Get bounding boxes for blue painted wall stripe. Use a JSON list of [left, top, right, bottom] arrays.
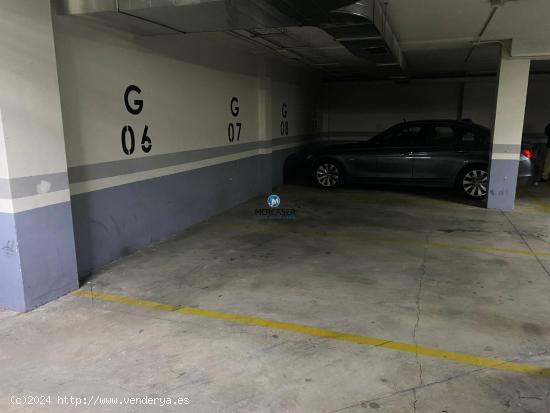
[[0, 202, 78, 311], [487, 159, 520, 211], [0, 212, 25, 311], [71, 153, 277, 277]]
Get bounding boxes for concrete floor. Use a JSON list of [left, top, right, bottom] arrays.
[[1, 183, 550, 412]]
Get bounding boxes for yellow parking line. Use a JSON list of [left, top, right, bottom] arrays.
[[74, 290, 550, 377], [312, 231, 550, 257], [226, 222, 550, 258]]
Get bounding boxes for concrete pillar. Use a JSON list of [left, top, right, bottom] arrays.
[[0, 1, 78, 311], [257, 72, 274, 191], [487, 47, 531, 210]]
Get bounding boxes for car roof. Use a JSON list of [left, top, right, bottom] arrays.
[[401, 119, 486, 129]]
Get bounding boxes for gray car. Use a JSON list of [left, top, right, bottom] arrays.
[[306, 120, 538, 198]]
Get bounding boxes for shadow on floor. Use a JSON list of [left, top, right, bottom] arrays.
[[283, 155, 486, 209]]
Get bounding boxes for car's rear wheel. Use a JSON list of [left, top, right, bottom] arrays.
[[314, 160, 342, 188], [459, 167, 488, 199]]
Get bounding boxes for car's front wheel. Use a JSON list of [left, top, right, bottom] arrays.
[[459, 166, 488, 199], [314, 160, 343, 188]]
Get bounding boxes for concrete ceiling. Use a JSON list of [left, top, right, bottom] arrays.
[[386, 0, 550, 77], [235, 0, 550, 80], [55, 0, 550, 80]]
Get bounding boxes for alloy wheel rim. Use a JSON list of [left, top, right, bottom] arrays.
[[463, 170, 488, 198], [316, 163, 340, 187]]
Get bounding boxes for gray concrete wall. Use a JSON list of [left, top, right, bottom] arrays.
[[321, 81, 463, 139], [321, 76, 550, 139]]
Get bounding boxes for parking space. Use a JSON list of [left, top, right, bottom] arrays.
[[2, 184, 549, 412]]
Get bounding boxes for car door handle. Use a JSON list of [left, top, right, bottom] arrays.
[[401, 151, 414, 156]]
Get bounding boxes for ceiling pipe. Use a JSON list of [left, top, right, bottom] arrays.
[[113, 0, 187, 34], [464, 0, 526, 63], [464, 4, 500, 63]]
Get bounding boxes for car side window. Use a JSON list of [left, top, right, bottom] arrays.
[[461, 131, 476, 144], [379, 126, 420, 147], [421, 126, 458, 147], [458, 127, 488, 147]]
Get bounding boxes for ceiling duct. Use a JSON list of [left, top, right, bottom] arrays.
[[322, 1, 406, 74], [54, 0, 406, 78]]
